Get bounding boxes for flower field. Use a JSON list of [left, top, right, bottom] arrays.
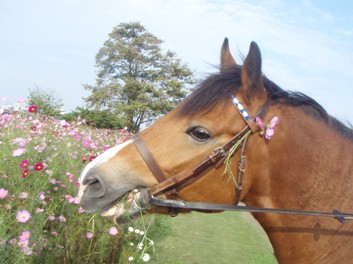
[[0, 102, 154, 263]]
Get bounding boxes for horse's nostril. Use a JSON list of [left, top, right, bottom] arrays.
[[83, 172, 106, 198]]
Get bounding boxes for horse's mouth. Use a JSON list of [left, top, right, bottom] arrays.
[[101, 188, 151, 224]]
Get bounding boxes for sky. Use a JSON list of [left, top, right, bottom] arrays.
[[1, 0, 353, 122]]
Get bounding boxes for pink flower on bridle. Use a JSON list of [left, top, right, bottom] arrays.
[[255, 116, 279, 140]]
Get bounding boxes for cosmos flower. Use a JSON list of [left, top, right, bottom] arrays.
[[0, 188, 8, 199], [108, 227, 118, 236], [86, 232, 93, 239], [22, 170, 29, 178], [19, 231, 31, 241], [58, 215, 66, 222], [12, 148, 26, 157], [19, 192, 28, 199], [142, 253, 150, 262], [19, 159, 29, 169], [34, 163, 44, 171], [28, 105, 37, 113], [16, 210, 32, 223]]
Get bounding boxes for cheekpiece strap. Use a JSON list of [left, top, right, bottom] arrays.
[[230, 95, 258, 133]]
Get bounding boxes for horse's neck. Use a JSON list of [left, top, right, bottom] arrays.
[[246, 107, 353, 263]]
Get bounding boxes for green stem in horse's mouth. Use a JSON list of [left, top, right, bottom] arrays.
[[222, 130, 251, 186]]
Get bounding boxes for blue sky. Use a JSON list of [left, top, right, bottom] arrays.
[[1, 0, 353, 122]]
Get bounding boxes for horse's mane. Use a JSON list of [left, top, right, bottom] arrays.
[[179, 65, 353, 141]]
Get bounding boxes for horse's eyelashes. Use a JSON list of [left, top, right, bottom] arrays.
[[187, 127, 211, 143]]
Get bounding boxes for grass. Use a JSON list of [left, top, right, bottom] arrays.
[[149, 211, 277, 264]]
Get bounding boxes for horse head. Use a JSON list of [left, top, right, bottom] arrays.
[[77, 38, 271, 221]]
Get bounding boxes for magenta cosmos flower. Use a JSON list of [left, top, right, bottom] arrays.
[[16, 210, 32, 223], [19, 159, 29, 169], [34, 163, 44, 171], [28, 105, 37, 113], [0, 188, 8, 199]]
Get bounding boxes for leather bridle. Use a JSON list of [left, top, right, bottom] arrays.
[[132, 96, 353, 222], [132, 95, 265, 205]]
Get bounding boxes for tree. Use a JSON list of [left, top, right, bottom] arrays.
[[63, 107, 125, 129], [83, 22, 195, 131], [27, 85, 64, 117]]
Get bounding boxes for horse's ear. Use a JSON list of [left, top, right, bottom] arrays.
[[241, 41, 263, 103], [220, 38, 236, 72]]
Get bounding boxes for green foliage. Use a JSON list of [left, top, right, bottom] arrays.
[[0, 109, 155, 263], [27, 86, 64, 117], [84, 22, 196, 131], [63, 106, 125, 129]]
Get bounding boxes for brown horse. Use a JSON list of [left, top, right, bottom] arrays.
[[78, 38, 353, 263]]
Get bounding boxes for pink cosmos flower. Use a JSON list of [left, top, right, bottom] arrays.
[[48, 215, 55, 221], [73, 197, 79, 204], [12, 148, 26, 157], [59, 120, 67, 127], [82, 136, 92, 148], [18, 239, 29, 248], [108, 227, 118, 236], [74, 133, 81, 141], [13, 138, 27, 148], [51, 231, 59, 237], [0, 188, 8, 199], [264, 117, 279, 140], [9, 239, 17, 245], [38, 192, 45, 200], [19, 192, 28, 199], [65, 195, 74, 203], [16, 210, 32, 223], [22, 247, 33, 256], [34, 144, 46, 153], [255, 117, 265, 130], [86, 232, 93, 239], [35, 208, 44, 213], [19, 231, 31, 241], [58, 215, 66, 222]]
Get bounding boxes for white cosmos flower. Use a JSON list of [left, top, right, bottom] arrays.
[[142, 253, 150, 262]]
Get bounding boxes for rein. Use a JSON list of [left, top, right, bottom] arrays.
[[132, 95, 353, 223]]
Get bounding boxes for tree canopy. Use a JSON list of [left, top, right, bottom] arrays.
[[83, 22, 195, 131], [27, 85, 64, 117]]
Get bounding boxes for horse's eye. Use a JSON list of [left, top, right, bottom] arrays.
[[187, 127, 211, 142]]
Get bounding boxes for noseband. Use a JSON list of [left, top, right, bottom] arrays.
[[132, 96, 353, 222]]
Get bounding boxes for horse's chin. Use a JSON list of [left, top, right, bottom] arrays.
[[101, 188, 151, 224]]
